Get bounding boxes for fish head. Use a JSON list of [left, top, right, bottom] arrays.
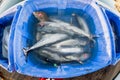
[[33, 11, 48, 22], [79, 53, 90, 61]]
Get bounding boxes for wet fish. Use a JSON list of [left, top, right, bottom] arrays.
[[44, 46, 85, 55], [38, 49, 90, 64], [53, 38, 89, 48], [34, 41, 91, 64], [37, 19, 93, 41], [36, 32, 41, 41], [71, 13, 90, 34], [2, 26, 10, 58], [38, 50, 67, 62], [33, 12, 94, 42], [33, 11, 51, 41], [23, 33, 69, 56], [65, 53, 90, 62], [31, 11, 93, 65], [33, 11, 93, 39]]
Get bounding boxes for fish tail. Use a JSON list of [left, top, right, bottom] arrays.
[[91, 38, 96, 44], [88, 35, 96, 45], [22, 48, 29, 56]]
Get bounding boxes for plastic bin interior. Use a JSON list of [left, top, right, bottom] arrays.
[[13, 0, 113, 78], [102, 8, 120, 64]]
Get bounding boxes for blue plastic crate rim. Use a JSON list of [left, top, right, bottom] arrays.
[[8, 6, 23, 71], [96, 0, 120, 64], [101, 8, 120, 64], [12, 0, 116, 78]]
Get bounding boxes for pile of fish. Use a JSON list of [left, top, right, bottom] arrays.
[[23, 12, 95, 65]]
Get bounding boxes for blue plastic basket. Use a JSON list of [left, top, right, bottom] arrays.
[[12, 0, 116, 78]]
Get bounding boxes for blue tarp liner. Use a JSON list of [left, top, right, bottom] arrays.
[[12, 0, 116, 78]]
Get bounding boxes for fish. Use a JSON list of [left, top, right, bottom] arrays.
[[65, 53, 90, 62], [52, 19, 90, 37], [52, 38, 89, 48], [71, 13, 90, 34], [33, 11, 52, 41], [37, 49, 91, 64], [23, 33, 69, 56], [32, 41, 91, 65], [33, 12, 93, 39], [36, 32, 41, 41], [37, 50, 67, 62], [31, 11, 94, 65], [37, 19, 93, 41], [43, 46, 85, 55], [2, 26, 10, 58], [33, 11, 95, 42]]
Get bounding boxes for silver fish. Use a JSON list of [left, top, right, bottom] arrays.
[[71, 13, 90, 34], [2, 26, 10, 58], [53, 38, 89, 48], [23, 33, 69, 56], [44, 46, 85, 55], [38, 19, 93, 40], [36, 32, 41, 41], [65, 53, 90, 62], [38, 50, 67, 62], [51, 18, 89, 35], [38, 49, 90, 64]]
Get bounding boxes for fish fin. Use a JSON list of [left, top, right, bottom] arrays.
[[70, 13, 76, 25], [88, 37, 96, 48], [22, 48, 29, 62], [92, 34, 100, 38], [87, 35, 96, 47], [77, 60, 83, 64], [91, 39, 96, 46], [22, 48, 29, 56]]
